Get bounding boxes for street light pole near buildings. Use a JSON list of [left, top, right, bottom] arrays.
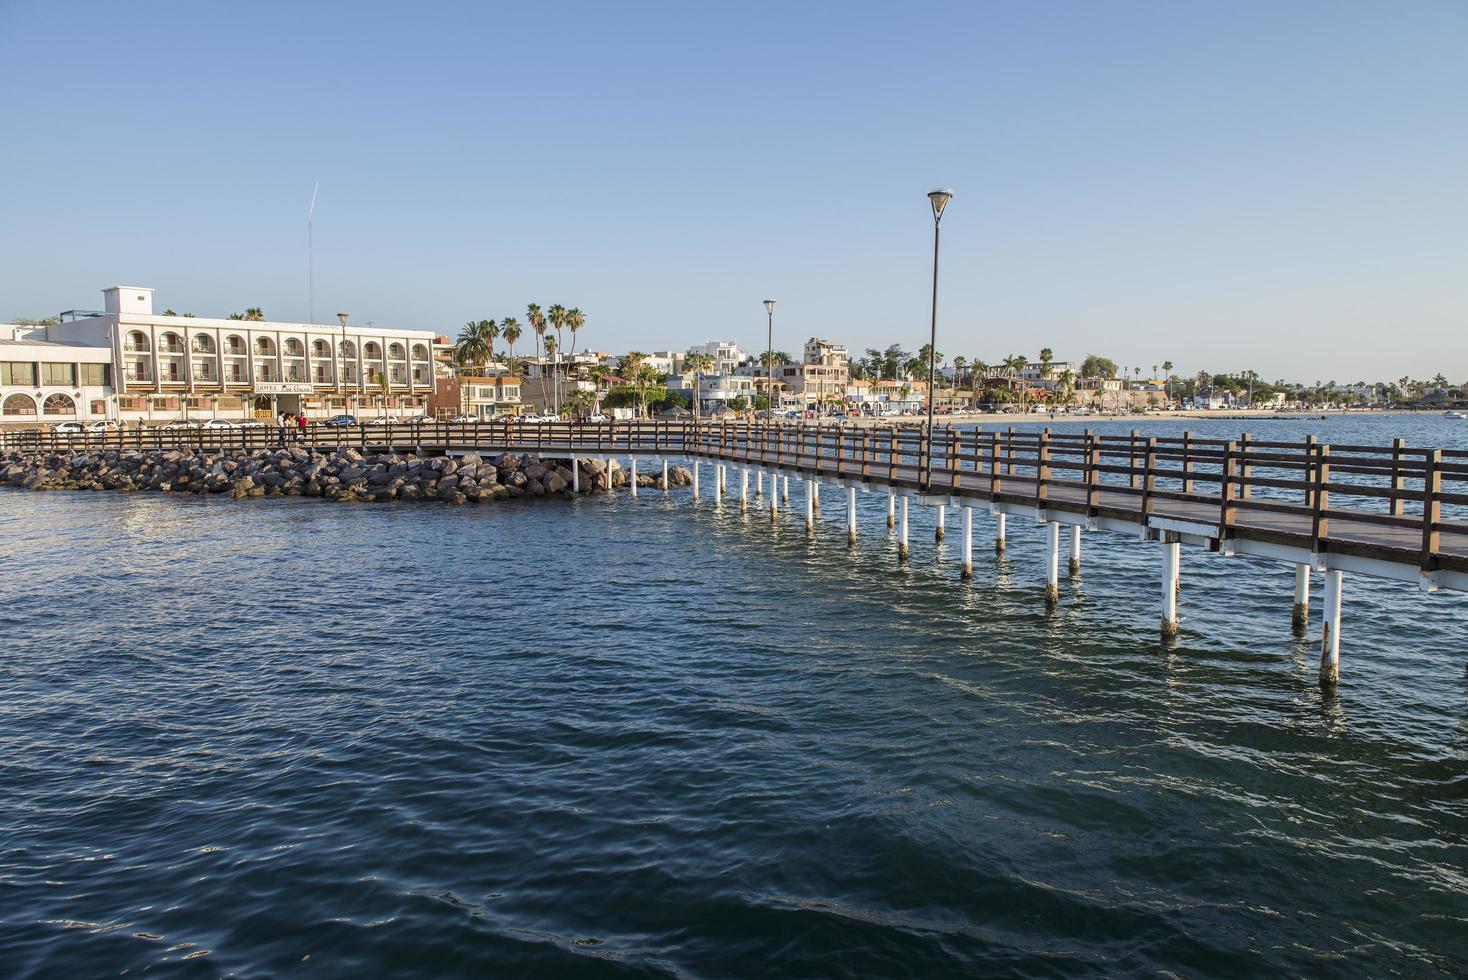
[[337, 312, 349, 416], [923, 188, 953, 489], [763, 299, 776, 416]]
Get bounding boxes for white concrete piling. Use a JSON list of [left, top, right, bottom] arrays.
[[756, 470, 764, 497], [847, 486, 858, 546], [961, 506, 973, 580], [740, 468, 749, 511], [805, 479, 815, 535], [1045, 522, 1061, 608], [1292, 564, 1310, 632], [995, 511, 1007, 553], [1161, 538, 1181, 639], [935, 504, 946, 542], [661, 458, 669, 491], [1069, 525, 1082, 576], [898, 495, 910, 562], [770, 472, 778, 523], [887, 489, 895, 529], [1321, 569, 1342, 685], [692, 460, 699, 500], [630, 457, 638, 497], [572, 459, 580, 493], [783, 475, 790, 503]]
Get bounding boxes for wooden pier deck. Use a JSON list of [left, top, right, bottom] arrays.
[[6, 419, 1465, 680]]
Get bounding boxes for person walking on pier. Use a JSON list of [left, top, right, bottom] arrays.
[[296, 413, 308, 440]]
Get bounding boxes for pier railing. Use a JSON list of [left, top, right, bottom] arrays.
[[4, 420, 1464, 572]]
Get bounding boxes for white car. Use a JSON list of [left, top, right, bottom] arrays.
[[446, 414, 479, 424], [585, 413, 609, 423], [161, 419, 201, 430], [53, 421, 111, 433], [237, 419, 266, 429], [366, 416, 400, 426], [200, 419, 238, 429]]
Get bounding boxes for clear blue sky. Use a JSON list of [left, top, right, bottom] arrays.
[[2, 0, 1464, 383]]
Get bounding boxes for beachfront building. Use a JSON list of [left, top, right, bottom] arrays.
[[686, 341, 743, 375], [0, 331, 116, 425], [666, 372, 759, 414], [13, 286, 442, 424]]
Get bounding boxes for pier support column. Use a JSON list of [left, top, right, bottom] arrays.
[[846, 486, 858, 546], [661, 458, 669, 491], [812, 480, 820, 510], [805, 480, 815, 535], [1161, 538, 1180, 639], [898, 496, 910, 563], [1069, 525, 1082, 576], [692, 460, 699, 500], [1320, 569, 1342, 686], [961, 506, 973, 580], [995, 512, 1007, 553], [1045, 522, 1061, 608], [770, 472, 778, 523], [887, 489, 895, 528], [756, 470, 764, 497], [718, 464, 726, 497], [935, 504, 946, 542], [1292, 564, 1310, 633], [783, 475, 790, 503], [741, 468, 749, 511], [572, 459, 580, 494], [630, 457, 638, 497]]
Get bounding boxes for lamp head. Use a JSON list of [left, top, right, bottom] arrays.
[[927, 188, 954, 220], [337, 313, 349, 328], [762, 299, 776, 315]]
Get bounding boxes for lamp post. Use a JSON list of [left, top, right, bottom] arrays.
[[763, 299, 776, 419], [337, 313, 348, 417], [923, 189, 953, 488]]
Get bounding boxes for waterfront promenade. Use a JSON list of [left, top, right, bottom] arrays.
[[7, 419, 1465, 686]]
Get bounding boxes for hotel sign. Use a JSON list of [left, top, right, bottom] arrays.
[[254, 382, 314, 395]]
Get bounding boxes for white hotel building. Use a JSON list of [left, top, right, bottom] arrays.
[[2, 285, 441, 425]]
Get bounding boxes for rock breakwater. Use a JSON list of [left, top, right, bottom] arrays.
[[1, 447, 693, 504]]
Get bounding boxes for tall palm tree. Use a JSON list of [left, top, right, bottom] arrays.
[[1038, 347, 1054, 378], [1162, 360, 1174, 400], [482, 318, 501, 362], [952, 355, 967, 388], [527, 303, 547, 364], [685, 352, 715, 420], [566, 307, 585, 360], [501, 317, 522, 361], [454, 320, 493, 371], [546, 304, 568, 412]]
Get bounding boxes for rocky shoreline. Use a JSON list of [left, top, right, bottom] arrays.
[[0, 447, 692, 504]]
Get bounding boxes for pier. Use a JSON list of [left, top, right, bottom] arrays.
[[7, 420, 1466, 684]]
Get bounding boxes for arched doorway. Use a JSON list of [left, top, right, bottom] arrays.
[[43, 393, 77, 416], [3, 393, 37, 416]]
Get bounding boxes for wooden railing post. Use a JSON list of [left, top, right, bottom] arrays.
[[1141, 436, 1158, 520], [1219, 440, 1238, 536], [1238, 432, 1252, 500], [1310, 443, 1331, 551], [1036, 428, 1051, 507], [861, 428, 871, 478], [1085, 429, 1101, 517], [1389, 438, 1407, 516], [888, 426, 898, 483], [1304, 434, 1318, 508], [1129, 428, 1140, 490], [990, 431, 1002, 498], [948, 426, 959, 488], [1181, 430, 1194, 495], [1422, 449, 1441, 570]]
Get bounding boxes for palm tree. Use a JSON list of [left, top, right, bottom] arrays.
[[454, 320, 493, 371], [1162, 360, 1174, 401], [952, 355, 968, 388], [1038, 347, 1054, 378], [375, 369, 391, 420], [501, 317, 522, 361], [566, 307, 585, 361], [1057, 368, 1076, 408], [483, 318, 500, 362], [546, 305, 568, 412], [527, 303, 547, 364]]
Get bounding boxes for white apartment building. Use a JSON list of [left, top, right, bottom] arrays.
[[687, 341, 744, 375], [0, 334, 116, 424], [7, 285, 441, 424]]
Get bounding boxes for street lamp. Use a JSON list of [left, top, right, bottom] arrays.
[[763, 299, 776, 419], [336, 313, 349, 414], [923, 188, 952, 488]]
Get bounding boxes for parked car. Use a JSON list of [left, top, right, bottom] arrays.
[[200, 418, 238, 429], [322, 415, 359, 427], [585, 412, 610, 423], [53, 421, 110, 433], [237, 419, 266, 428], [399, 415, 432, 425], [446, 414, 479, 424], [161, 419, 201, 430], [366, 416, 400, 425]]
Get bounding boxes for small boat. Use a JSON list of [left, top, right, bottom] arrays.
[[1444, 411, 1467, 420]]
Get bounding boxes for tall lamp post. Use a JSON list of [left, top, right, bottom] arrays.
[[337, 313, 349, 417], [763, 299, 776, 419], [923, 189, 953, 488]]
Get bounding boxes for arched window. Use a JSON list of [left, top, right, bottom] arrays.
[[411, 343, 429, 360], [339, 340, 357, 358], [43, 393, 76, 415], [2, 393, 36, 416], [254, 337, 276, 356], [158, 331, 183, 352], [126, 330, 148, 351], [193, 333, 215, 354], [284, 338, 303, 356], [388, 342, 406, 360], [224, 334, 246, 355], [364, 342, 382, 360], [311, 339, 330, 358]]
